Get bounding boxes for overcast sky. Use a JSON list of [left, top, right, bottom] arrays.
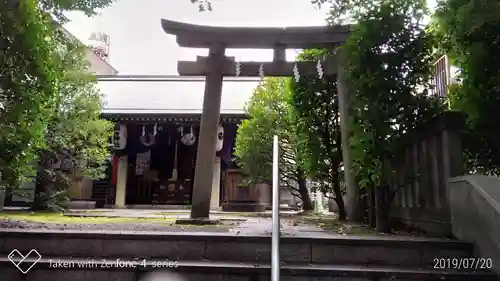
[[64, 0, 438, 112], [64, 0, 333, 74]]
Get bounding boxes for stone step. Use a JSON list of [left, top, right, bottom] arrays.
[[0, 229, 474, 268], [0, 258, 497, 281]]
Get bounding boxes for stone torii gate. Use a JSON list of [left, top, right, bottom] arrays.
[[160, 19, 360, 220]]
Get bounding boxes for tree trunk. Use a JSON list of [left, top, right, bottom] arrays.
[[3, 186, 13, 207], [32, 157, 50, 211], [333, 189, 347, 221], [332, 172, 347, 221], [32, 169, 48, 210], [368, 187, 376, 229], [359, 187, 369, 223], [375, 185, 390, 233], [297, 168, 313, 211]]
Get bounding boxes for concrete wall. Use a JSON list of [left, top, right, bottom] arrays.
[[279, 186, 296, 206], [448, 175, 500, 275], [67, 178, 93, 200], [61, 27, 118, 76], [84, 48, 117, 75]]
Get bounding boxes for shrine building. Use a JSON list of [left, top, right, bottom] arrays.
[[60, 18, 350, 211], [90, 77, 274, 209]]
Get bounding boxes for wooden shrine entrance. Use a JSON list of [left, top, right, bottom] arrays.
[[160, 19, 359, 219]]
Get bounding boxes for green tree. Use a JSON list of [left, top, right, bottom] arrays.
[[0, 0, 61, 188], [313, 0, 445, 230], [40, 0, 115, 23], [234, 78, 313, 211], [432, 0, 500, 175], [289, 49, 347, 220], [32, 37, 113, 210], [0, 0, 115, 207]]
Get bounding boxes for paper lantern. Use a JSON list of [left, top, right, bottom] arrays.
[[216, 125, 224, 152], [113, 124, 127, 150]]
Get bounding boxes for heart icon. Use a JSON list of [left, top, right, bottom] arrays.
[[8, 249, 42, 274]]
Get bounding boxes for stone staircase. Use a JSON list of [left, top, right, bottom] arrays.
[[0, 229, 497, 281]]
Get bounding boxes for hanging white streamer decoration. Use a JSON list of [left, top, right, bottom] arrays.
[[181, 126, 196, 146], [316, 60, 324, 79], [293, 63, 300, 82], [235, 61, 241, 77], [153, 123, 158, 135], [259, 63, 264, 81], [140, 124, 156, 147]]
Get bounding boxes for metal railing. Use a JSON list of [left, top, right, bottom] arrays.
[[271, 135, 280, 281]]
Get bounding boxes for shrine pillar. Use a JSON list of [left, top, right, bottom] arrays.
[[115, 155, 128, 208], [190, 44, 225, 218], [210, 156, 221, 209], [336, 52, 362, 221]]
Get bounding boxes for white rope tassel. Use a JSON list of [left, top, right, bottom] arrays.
[[153, 123, 158, 135], [293, 63, 300, 82], [316, 60, 324, 79], [259, 63, 264, 81], [235, 61, 241, 77]]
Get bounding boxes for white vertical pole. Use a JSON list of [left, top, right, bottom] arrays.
[[271, 135, 280, 281]]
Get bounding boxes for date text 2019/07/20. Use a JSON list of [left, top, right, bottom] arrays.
[[433, 257, 493, 270]]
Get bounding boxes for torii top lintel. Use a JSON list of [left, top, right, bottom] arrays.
[[161, 19, 351, 49]]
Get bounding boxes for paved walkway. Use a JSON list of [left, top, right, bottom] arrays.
[[64, 208, 337, 237], [235, 217, 335, 237]]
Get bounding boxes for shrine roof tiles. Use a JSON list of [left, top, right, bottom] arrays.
[[98, 78, 254, 116]]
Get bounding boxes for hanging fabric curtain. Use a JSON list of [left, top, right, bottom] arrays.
[[135, 151, 151, 175]]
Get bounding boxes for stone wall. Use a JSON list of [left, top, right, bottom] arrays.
[[448, 175, 500, 275], [0, 230, 472, 266], [387, 112, 466, 236]]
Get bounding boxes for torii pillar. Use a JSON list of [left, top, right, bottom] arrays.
[[190, 44, 225, 218], [161, 19, 361, 220]]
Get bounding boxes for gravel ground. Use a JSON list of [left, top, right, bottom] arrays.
[[0, 218, 231, 232]]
